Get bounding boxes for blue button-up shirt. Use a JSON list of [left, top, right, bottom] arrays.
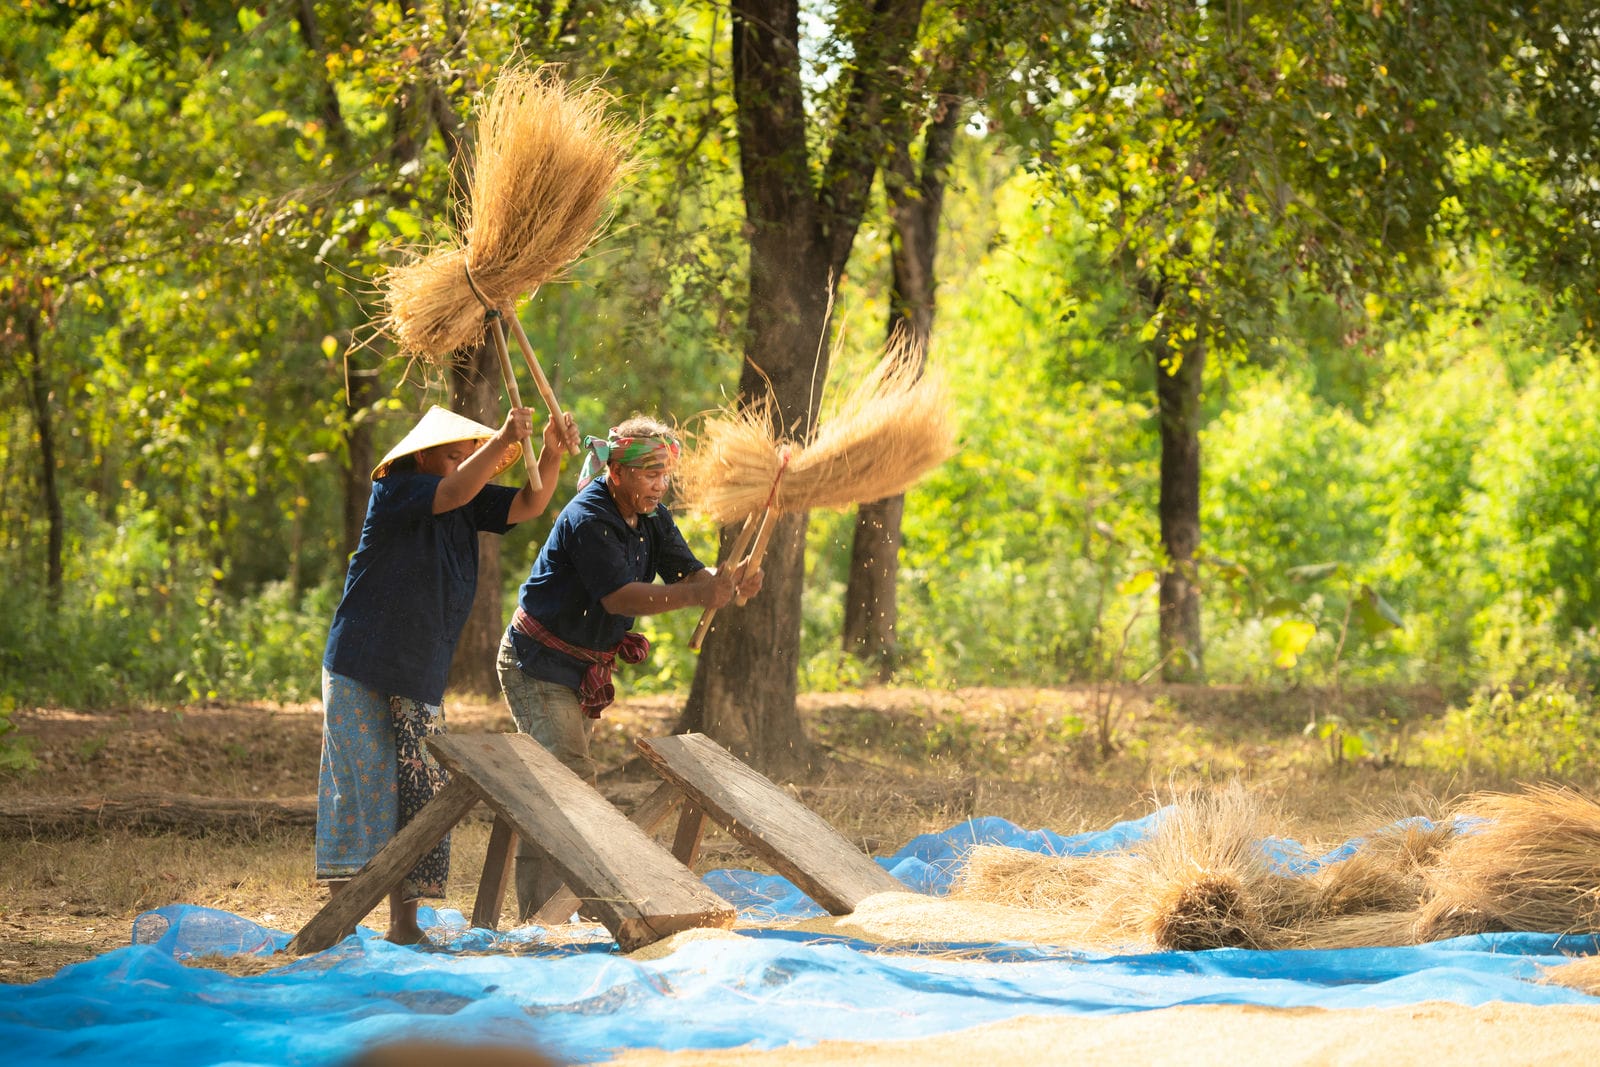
[[324, 472, 518, 704], [508, 477, 704, 690]]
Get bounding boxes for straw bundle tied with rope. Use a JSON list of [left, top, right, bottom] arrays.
[[675, 330, 955, 648], [952, 782, 1302, 951], [383, 65, 636, 359], [1098, 781, 1294, 951], [675, 336, 955, 524]]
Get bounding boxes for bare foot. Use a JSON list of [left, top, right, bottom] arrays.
[[383, 924, 428, 946], [385, 892, 427, 945]]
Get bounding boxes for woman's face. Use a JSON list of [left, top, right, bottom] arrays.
[[415, 440, 478, 478], [607, 462, 672, 522]]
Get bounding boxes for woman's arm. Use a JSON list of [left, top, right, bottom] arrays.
[[507, 413, 576, 523], [432, 407, 534, 514]]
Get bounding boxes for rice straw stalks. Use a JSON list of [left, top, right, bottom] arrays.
[[676, 338, 956, 524], [1303, 816, 1456, 917], [687, 449, 788, 651], [1062, 782, 1295, 951], [675, 334, 954, 647], [1412, 784, 1600, 943], [1273, 816, 1459, 949], [1543, 954, 1600, 996], [952, 845, 1120, 913], [381, 64, 636, 454]]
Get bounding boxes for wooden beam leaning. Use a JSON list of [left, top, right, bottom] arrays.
[[635, 733, 905, 914], [429, 733, 733, 952], [287, 774, 481, 954], [472, 814, 520, 930], [672, 803, 706, 868]]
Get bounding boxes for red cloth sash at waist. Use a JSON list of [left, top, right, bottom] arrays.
[[512, 606, 650, 718]]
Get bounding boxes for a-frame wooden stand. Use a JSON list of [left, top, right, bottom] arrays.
[[288, 731, 905, 956], [288, 732, 730, 954]]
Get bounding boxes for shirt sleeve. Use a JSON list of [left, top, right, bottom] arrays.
[[467, 483, 521, 534], [369, 473, 441, 522], [652, 510, 705, 583]]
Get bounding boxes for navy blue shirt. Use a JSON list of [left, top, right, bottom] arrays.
[[324, 472, 519, 705], [508, 477, 704, 690]]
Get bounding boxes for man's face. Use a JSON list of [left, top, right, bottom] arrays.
[[608, 462, 672, 519]]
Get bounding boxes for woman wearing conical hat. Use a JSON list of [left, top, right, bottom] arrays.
[[316, 403, 574, 945]]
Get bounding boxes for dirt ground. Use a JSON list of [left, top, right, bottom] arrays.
[[6, 684, 1599, 1065], [0, 683, 1467, 982]]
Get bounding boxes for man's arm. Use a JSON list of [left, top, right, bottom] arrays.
[[601, 566, 738, 617]]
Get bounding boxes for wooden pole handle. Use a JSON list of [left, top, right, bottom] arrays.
[[732, 450, 789, 607], [487, 316, 542, 492], [506, 312, 581, 456], [688, 511, 762, 652], [733, 508, 778, 608]]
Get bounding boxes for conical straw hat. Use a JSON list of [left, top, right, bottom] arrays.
[[372, 405, 521, 480]]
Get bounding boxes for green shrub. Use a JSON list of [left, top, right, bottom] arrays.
[[1462, 351, 1600, 636], [1415, 681, 1600, 780]]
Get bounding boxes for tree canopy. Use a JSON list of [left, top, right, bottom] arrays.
[[5, 1, 1600, 770]]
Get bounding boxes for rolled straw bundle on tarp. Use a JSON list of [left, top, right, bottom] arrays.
[[1302, 811, 1454, 914], [383, 65, 636, 360], [1274, 815, 1459, 949], [675, 340, 955, 524], [1412, 784, 1600, 942], [1108, 783, 1290, 951]]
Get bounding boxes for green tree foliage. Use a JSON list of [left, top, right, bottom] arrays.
[[1463, 350, 1600, 642], [5, 0, 1600, 795], [1202, 373, 1377, 585]]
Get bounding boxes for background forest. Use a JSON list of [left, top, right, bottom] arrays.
[[3, 1, 1599, 778]]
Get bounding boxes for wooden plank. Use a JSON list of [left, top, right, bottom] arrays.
[[635, 733, 905, 914], [529, 782, 687, 925], [672, 803, 706, 868], [287, 775, 481, 954], [471, 814, 518, 930], [428, 733, 733, 952]]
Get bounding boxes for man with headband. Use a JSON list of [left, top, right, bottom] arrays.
[[496, 414, 763, 921]]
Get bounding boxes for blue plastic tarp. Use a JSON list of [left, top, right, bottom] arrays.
[[3, 812, 1596, 1067]]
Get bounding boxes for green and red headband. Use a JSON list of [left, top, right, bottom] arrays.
[[577, 430, 681, 490]]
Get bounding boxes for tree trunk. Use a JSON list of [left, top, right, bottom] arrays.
[[680, 0, 923, 772], [841, 90, 961, 678], [340, 366, 378, 562], [448, 340, 507, 699], [1155, 335, 1205, 682], [21, 309, 63, 608]]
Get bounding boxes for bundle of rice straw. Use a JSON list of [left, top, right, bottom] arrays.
[[382, 65, 636, 360], [674, 332, 956, 525], [995, 782, 1298, 952], [951, 845, 1118, 913], [1544, 954, 1600, 996], [1412, 784, 1600, 943], [1274, 814, 1459, 949]]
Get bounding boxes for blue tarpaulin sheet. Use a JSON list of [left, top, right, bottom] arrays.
[[4, 812, 1597, 1066]]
